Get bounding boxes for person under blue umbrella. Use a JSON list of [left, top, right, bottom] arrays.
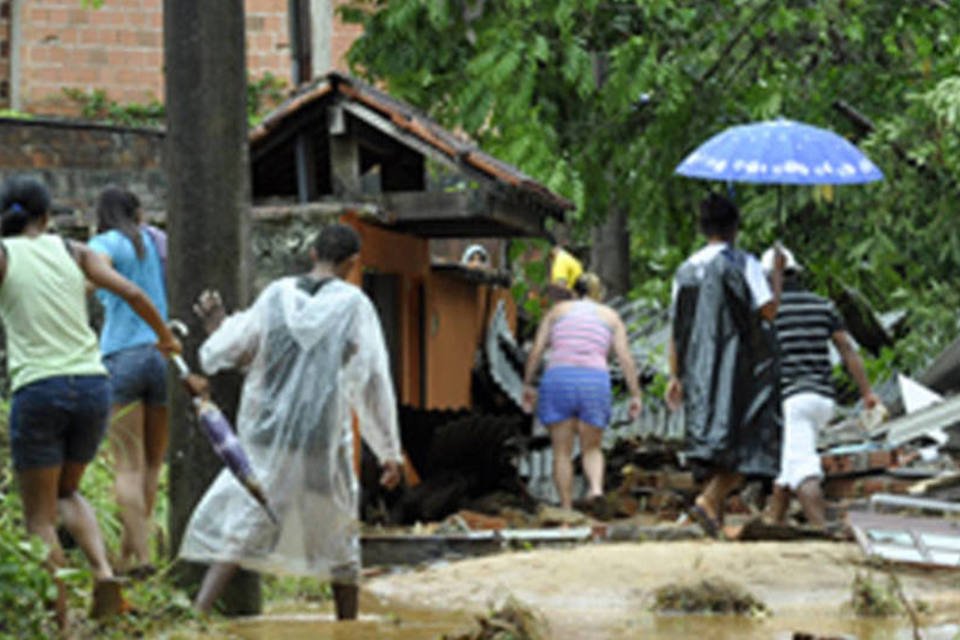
[[666, 193, 784, 538]]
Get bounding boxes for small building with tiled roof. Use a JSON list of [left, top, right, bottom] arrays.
[[250, 71, 572, 237], [249, 72, 573, 412]]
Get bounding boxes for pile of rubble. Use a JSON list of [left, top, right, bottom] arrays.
[[361, 293, 960, 567]]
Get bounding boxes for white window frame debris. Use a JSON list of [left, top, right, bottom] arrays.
[[848, 494, 960, 568]]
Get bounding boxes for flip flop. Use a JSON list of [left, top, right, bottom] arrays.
[[688, 504, 722, 539], [122, 564, 157, 581]]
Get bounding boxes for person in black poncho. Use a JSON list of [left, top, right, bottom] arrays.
[[665, 193, 784, 537]]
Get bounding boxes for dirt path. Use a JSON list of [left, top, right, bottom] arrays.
[[365, 541, 960, 639]]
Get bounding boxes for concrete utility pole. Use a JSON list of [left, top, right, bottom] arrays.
[[163, 1, 260, 614]]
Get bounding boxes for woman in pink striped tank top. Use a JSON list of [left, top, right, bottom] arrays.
[[522, 273, 643, 511]]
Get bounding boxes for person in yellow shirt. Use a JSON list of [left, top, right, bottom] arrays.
[[548, 245, 583, 301]]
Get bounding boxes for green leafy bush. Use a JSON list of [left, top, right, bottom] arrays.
[[61, 72, 289, 129], [0, 402, 62, 638]]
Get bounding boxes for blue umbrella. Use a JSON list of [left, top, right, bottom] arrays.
[[675, 118, 883, 227], [675, 118, 883, 185]]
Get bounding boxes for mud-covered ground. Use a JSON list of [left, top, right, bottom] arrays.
[[221, 540, 960, 639], [361, 541, 960, 639]]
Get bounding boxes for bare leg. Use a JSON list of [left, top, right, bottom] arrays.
[[195, 562, 239, 614], [795, 477, 827, 528], [696, 471, 742, 522], [142, 404, 169, 518], [108, 403, 151, 569], [769, 484, 791, 524], [577, 421, 605, 499], [58, 462, 113, 580], [548, 420, 577, 510], [18, 465, 69, 629], [332, 582, 358, 620]]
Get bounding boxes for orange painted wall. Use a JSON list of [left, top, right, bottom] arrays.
[[343, 215, 429, 407], [424, 274, 517, 410], [424, 273, 476, 409], [342, 215, 517, 412]]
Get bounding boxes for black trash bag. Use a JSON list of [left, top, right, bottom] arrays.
[[673, 247, 781, 479]]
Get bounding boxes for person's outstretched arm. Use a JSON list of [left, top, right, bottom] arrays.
[[832, 329, 880, 408], [522, 306, 559, 413], [609, 310, 643, 420], [665, 335, 683, 412], [74, 242, 180, 356], [343, 295, 403, 490], [759, 248, 785, 322]]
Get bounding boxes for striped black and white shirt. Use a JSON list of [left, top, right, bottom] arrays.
[[773, 281, 844, 399]]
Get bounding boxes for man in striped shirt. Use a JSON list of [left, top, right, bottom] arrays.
[[761, 247, 880, 528]]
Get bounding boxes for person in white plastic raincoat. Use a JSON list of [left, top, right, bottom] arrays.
[[178, 223, 403, 619]]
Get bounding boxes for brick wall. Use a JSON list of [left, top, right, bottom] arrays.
[[18, 0, 165, 115], [0, 117, 165, 219], [331, 0, 362, 72], [15, 1, 360, 117], [0, 1, 11, 108]]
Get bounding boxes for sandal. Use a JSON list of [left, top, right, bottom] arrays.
[[688, 504, 722, 539], [122, 564, 157, 581]]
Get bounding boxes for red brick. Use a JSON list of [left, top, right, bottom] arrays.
[[67, 8, 90, 25], [77, 28, 99, 45], [135, 30, 160, 48], [88, 9, 125, 27]]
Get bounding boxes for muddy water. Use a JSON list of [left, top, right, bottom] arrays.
[[222, 541, 960, 639], [224, 601, 960, 640]]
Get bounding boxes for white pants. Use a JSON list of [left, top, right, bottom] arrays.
[[775, 392, 835, 490]]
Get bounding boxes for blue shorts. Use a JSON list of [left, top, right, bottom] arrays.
[[9, 375, 111, 471], [104, 343, 168, 406], [536, 366, 612, 429]]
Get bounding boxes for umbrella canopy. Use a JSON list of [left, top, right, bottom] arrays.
[[675, 118, 883, 185]]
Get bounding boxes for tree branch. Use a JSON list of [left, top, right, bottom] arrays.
[[834, 99, 960, 195], [699, 0, 777, 84]]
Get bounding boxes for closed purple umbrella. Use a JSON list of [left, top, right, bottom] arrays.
[[171, 354, 278, 524]]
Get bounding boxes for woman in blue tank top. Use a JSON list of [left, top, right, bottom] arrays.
[[88, 186, 169, 578]]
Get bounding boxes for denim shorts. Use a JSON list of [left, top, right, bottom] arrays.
[[536, 366, 612, 429], [104, 343, 168, 406], [9, 375, 111, 471]]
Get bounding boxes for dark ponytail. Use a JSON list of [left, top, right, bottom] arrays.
[[96, 186, 145, 258], [0, 176, 51, 237]]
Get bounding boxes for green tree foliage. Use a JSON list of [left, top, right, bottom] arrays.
[[344, 0, 960, 373]]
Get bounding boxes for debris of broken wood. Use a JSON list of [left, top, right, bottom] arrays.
[[651, 578, 768, 616], [442, 596, 549, 640]]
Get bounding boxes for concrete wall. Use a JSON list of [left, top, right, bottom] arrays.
[[11, 0, 361, 115]]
